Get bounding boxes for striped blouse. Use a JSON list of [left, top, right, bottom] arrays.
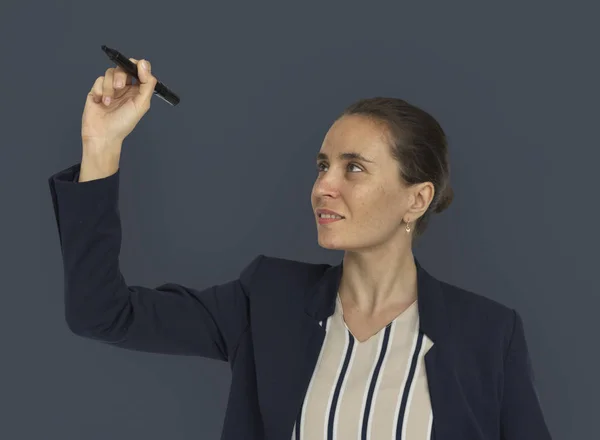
[[292, 292, 435, 440]]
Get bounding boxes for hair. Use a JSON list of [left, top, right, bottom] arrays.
[[339, 97, 454, 239]]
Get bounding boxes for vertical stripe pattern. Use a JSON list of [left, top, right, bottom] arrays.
[[327, 329, 355, 439], [292, 293, 434, 439], [361, 323, 392, 439]]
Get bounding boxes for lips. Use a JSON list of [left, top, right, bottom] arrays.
[[316, 209, 345, 218], [317, 215, 344, 224]]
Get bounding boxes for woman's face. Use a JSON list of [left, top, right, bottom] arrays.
[[311, 114, 415, 251]]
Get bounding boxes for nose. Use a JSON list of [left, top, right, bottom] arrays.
[[313, 181, 337, 199], [313, 170, 341, 196]]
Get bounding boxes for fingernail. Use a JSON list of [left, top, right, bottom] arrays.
[[115, 80, 123, 88], [104, 96, 111, 105], [141, 61, 147, 70]]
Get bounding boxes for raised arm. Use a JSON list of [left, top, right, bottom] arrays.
[[48, 163, 262, 361]]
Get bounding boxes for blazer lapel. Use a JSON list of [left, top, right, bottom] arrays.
[[261, 262, 342, 438], [415, 258, 484, 439], [256, 263, 335, 439]]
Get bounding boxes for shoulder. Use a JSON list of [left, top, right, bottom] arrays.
[[440, 279, 515, 321], [437, 279, 521, 355], [236, 254, 331, 314], [238, 253, 328, 288]]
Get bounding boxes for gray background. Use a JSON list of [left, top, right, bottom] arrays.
[[1, 0, 597, 439]]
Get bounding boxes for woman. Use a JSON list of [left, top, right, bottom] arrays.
[[48, 58, 552, 439]]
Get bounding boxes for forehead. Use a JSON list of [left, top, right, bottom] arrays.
[[319, 115, 390, 160]]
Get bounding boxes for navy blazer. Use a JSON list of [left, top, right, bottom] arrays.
[[48, 163, 552, 440]]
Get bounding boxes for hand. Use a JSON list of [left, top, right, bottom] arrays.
[[81, 58, 158, 151]]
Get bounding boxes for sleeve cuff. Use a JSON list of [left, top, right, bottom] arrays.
[[47, 162, 121, 249]]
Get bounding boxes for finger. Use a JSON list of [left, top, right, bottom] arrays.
[[113, 66, 133, 89], [114, 58, 139, 89], [102, 67, 115, 106], [88, 76, 104, 104], [132, 59, 158, 110]]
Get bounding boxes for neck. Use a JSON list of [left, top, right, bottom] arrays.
[[338, 248, 418, 316]]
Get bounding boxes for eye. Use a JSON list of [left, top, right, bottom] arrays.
[[316, 162, 363, 173]]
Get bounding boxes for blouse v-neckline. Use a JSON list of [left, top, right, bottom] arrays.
[[335, 291, 419, 345]]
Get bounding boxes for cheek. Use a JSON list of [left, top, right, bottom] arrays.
[[352, 189, 391, 217], [357, 189, 403, 223]]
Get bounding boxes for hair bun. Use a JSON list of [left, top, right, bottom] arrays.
[[434, 186, 454, 213]]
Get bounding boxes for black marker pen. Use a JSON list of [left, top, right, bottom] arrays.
[[101, 45, 180, 106]]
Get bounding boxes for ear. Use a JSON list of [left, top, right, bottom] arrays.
[[407, 182, 435, 218]]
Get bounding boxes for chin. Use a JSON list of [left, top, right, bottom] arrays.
[[317, 230, 392, 252], [317, 236, 344, 250], [319, 243, 344, 250], [317, 234, 360, 251]]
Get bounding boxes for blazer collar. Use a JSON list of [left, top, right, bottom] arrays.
[[303, 255, 449, 344]]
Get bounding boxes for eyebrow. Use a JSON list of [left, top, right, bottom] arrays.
[[316, 152, 375, 163]]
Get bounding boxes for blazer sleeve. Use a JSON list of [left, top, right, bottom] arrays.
[[48, 162, 263, 361], [500, 309, 553, 439]]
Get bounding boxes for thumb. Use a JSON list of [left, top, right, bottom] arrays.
[[133, 59, 156, 109]]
